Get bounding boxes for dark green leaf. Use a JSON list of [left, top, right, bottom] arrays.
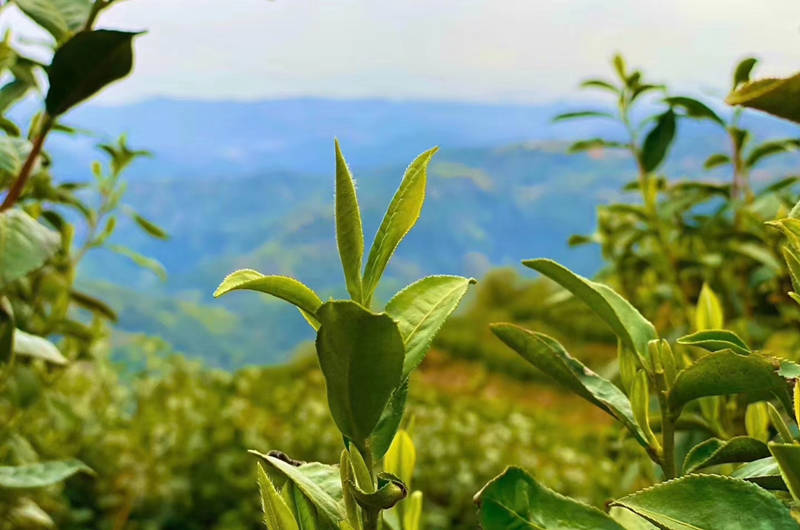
[[703, 153, 731, 170], [46, 30, 140, 116], [0, 459, 92, 488], [641, 109, 676, 172], [132, 213, 169, 240], [733, 58, 758, 90], [0, 210, 60, 288], [665, 96, 724, 125], [14, 0, 92, 42], [683, 437, 770, 474], [727, 73, 800, 124], [769, 443, 800, 502], [677, 329, 750, 356], [369, 381, 408, 459], [69, 290, 118, 321], [553, 111, 615, 122], [334, 139, 365, 302], [315, 301, 404, 448], [475, 466, 625, 530]]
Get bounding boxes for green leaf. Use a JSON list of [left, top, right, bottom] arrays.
[[348, 472, 407, 511], [731, 457, 786, 490], [46, 30, 140, 116], [490, 324, 648, 447], [703, 153, 731, 170], [727, 73, 800, 124], [14, 0, 92, 43], [767, 218, 800, 248], [695, 283, 724, 330], [108, 244, 166, 281], [523, 259, 657, 361], [334, 139, 365, 302], [213, 269, 322, 327], [668, 350, 792, 414], [769, 443, 800, 502], [611, 474, 798, 529], [677, 329, 750, 356], [746, 139, 800, 169], [746, 402, 770, 442], [257, 463, 300, 530], [14, 329, 66, 364], [682, 437, 770, 474], [733, 58, 758, 90], [251, 451, 346, 527], [131, 213, 169, 240], [384, 430, 415, 488], [0, 298, 11, 364], [474, 466, 625, 530], [641, 109, 676, 172], [69, 290, 118, 322], [567, 138, 627, 153], [579, 79, 618, 93], [553, 111, 615, 122], [0, 136, 31, 179], [369, 380, 408, 459], [768, 403, 794, 442], [665, 96, 724, 125], [362, 147, 438, 303], [0, 459, 92, 488], [283, 482, 321, 530], [0, 210, 60, 288], [315, 301, 404, 448], [385, 275, 474, 378]]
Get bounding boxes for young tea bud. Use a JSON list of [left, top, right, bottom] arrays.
[[745, 402, 770, 443], [631, 370, 660, 450]]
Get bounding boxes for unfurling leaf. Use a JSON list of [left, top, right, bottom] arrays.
[[348, 473, 407, 511], [334, 139, 365, 302], [475, 467, 624, 530], [315, 301, 404, 448], [695, 283, 723, 330]]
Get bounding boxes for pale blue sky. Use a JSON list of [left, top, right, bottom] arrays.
[[6, 0, 800, 104]]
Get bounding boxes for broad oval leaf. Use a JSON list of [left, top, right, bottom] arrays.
[[385, 275, 475, 378], [727, 73, 800, 124], [523, 259, 657, 361], [683, 437, 770, 474], [334, 139, 365, 302], [612, 474, 798, 529], [490, 323, 648, 447], [14, 0, 92, 43], [362, 147, 438, 302], [0, 459, 92, 488], [213, 269, 322, 327], [46, 30, 140, 116], [0, 210, 60, 288], [769, 443, 800, 502], [14, 329, 66, 364], [251, 451, 346, 527], [257, 463, 300, 530], [474, 466, 625, 530], [641, 109, 676, 172], [668, 350, 792, 415], [315, 301, 404, 447], [677, 329, 750, 356]]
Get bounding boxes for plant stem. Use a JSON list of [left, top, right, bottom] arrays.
[[0, 115, 53, 211]]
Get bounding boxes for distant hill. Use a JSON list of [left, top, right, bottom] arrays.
[[49, 97, 799, 367]]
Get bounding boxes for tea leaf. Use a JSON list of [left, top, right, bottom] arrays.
[[668, 350, 792, 414], [14, 0, 92, 43], [315, 301, 404, 447], [704, 153, 731, 170], [14, 329, 66, 365], [257, 463, 299, 530], [474, 466, 625, 530], [677, 329, 750, 356], [553, 110, 615, 122], [580, 79, 618, 93], [108, 244, 166, 281], [523, 259, 657, 361], [0, 459, 92, 488], [768, 443, 800, 502], [490, 324, 648, 447], [0, 210, 60, 289], [695, 283, 723, 330], [781, 246, 800, 292], [384, 430, 415, 488], [567, 138, 627, 153], [733, 57, 758, 89], [665, 96, 724, 125], [611, 474, 798, 529], [746, 139, 800, 169], [746, 402, 770, 442], [682, 437, 770, 474], [403, 491, 422, 530], [0, 137, 31, 178], [362, 147, 438, 302], [385, 275, 475, 378], [132, 213, 169, 240], [768, 403, 795, 442], [641, 109, 676, 172], [213, 269, 322, 327], [631, 371, 658, 448], [369, 381, 408, 459], [731, 457, 785, 490], [334, 139, 364, 302], [727, 73, 800, 124], [46, 30, 140, 116], [349, 472, 407, 511], [282, 482, 319, 530]]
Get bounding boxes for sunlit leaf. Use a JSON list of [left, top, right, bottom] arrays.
[[695, 283, 723, 330], [14, 329, 66, 364], [334, 139, 365, 303]]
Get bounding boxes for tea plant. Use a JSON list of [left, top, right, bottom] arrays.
[[215, 141, 474, 529]]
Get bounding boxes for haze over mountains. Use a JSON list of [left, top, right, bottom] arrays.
[[44, 97, 799, 367]]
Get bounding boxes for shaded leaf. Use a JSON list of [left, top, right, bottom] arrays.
[[677, 329, 750, 356], [769, 443, 800, 502], [641, 109, 676, 172], [731, 457, 786, 490], [727, 73, 800, 124], [370, 381, 408, 460], [683, 437, 770, 474]]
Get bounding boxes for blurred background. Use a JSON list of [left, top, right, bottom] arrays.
[[3, 1, 800, 528]]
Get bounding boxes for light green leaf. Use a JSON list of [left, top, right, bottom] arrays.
[[315, 301, 404, 447], [362, 147, 438, 302], [0, 459, 92, 488], [611, 474, 798, 529], [257, 463, 300, 530], [769, 443, 800, 502], [695, 283, 723, 331], [14, 0, 92, 42], [608, 507, 657, 530], [0, 136, 31, 179], [641, 109, 676, 172], [677, 329, 750, 356], [727, 73, 800, 124], [385, 275, 475, 378], [334, 139, 365, 302], [384, 430, 415, 488], [474, 466, 625, 530], [403, 491, 422, 530], [731, 457, 785, 490], [682, 437, 770, 474], [523, 259, 657, 361], [251, 451, 346, 527], [213, 269, 322, 327], [46, 30, 140, 116], [782, 246, 800, 293], [668, 350, 792, 414], [746, 402, 770, 442], [490, 323, 648, 447], [0, 210, 60, 288], [14, 329, 66, 364], [282, 482, 321, 530], [108, 244, 166, 281]]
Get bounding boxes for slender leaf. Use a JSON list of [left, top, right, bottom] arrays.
[[108, 244, 166, 281], [703, 153, 731, 170], [132, 213, 169, 240], [665, 96, 724, 125], [683, 437, 770, 474], [0, 297, 13, 364], [0, 459, 91, 488], [384, 430, 415, 488], [746, 139, 800, 169], [257, 463, 300, 530], [334, 139, 365, 302], [567, 138, 627, 153], [553, 111, 615, 122], [14, 329, 66, 364], [641, 109, 676, 172], [677, 329, 750, 356]]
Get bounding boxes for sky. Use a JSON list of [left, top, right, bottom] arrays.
[[5, 0, 800, 104]]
